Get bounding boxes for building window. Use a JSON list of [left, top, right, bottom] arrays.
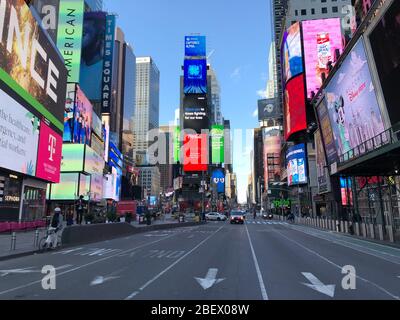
[[332, 6, 338, 13], [295, 9, 298, 16], [311, 8, 315, 14], [301, 9, 307, 15], [322, 7, 328, 13]]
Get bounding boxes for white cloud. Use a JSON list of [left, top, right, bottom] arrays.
[[257, 89, 268, 99], [252, 108, 258, 118], [230, 67, 241, 80]]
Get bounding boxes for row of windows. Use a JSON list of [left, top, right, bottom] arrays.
[[295, 5, 340, 16]]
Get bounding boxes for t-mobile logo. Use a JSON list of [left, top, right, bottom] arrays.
[[48, 135, 57, 161]]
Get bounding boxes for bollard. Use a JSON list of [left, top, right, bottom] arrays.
[[378, 225, 384, 241], [369, 224, 375, 239], [355, 223, 360, 236], [34, 229, 40, 247], [10, 232, 16, 251], [344, 221, 349, 234], [386, 226, 394, 243]]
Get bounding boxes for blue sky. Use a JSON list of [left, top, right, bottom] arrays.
[[104, 0, 273, 203]]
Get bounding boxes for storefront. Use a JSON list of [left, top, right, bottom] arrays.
[[0, 170, 22, 222]]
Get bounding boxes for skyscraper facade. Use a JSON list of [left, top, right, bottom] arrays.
[[85, 0, 103, 11], [208, 65, 223, 125]]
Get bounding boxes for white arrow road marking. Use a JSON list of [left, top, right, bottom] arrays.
[[0, 267, 38, 277], [90, 276, 120, 286], [195, 268, 225, 290], [301, 273, 335, 298], [144, 233, 170, 237]]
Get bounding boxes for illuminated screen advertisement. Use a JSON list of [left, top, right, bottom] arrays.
[[31, 0, 60, 43], [340, 177, 353, 206], [258, 98, 280, 121], [0, 88, 40, 176], [316, 97, 338, 165], [286, 144, 307, 186], [84, 145, 104, 201], [263, 127, 281, 183], [61, 144, 84, 172], [0, 0, 68, 131], [63, 84, 76, 142], [57, 0, 85, 83], [80, 12, 106, 101], [184, 59, 207, 94], [211, 125, 224, 164], [173, 126, 181, 163], [325, 39, 386, 161], [282, 22, 303, 85], [183, 95, 209, 133], [183, 134, 208, 172], [302, 18, 343, 99], [92, 112, 103, 139], [369, 0, 400, 126], [36, 121, 63, 183], [49, 173, 90, 200], [315, 130, 330, 194], [284, 74, 307, 140], [211, 170, 225, 194], [73, 85, 93, 145], [185, 36, 206, 57]]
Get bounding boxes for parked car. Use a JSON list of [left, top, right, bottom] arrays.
[[230, 211, 245, 224], [205, 212, 227, 221]]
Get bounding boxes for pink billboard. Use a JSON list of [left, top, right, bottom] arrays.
[[36, 121, 63, 183], [302, 18, 343, 99]]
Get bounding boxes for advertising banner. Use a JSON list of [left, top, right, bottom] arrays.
[[302, 18, 343, 99], [30, 0, 60, 43], [91, 133, 104, 159], [84, 145, 105, 175], [369, 0, 400, 126], [92, 112, 103, 139], [316, 97, 338, 165], [284, 74, 307, 140], [61, 144, 84, 172], [57, 0, 85, 83], [258, 98, 280, 121], [79, 12, 106, 101], [286, 144, 307, 186], [340, 177, 353, 206], [211, 125, 224, 164], [0, 88, 40, 176], [183, 95, 209, 133], [63, 83, 76, 142], [48, 172, 79, 200], [263, 128, 281, 184], [185, 36, 206, 57], [315, 130, 331, 194], [0, 0, 68, 130], [211, 170, 225, 194], [325, 38, 386, 161], [73, 85, 93, 145], [36, 121, 62, 183], [282, 22, 303, 86], [183, 133, 208, 172], [173, 126, 181, 163], [184, 59, 207, 94], [101, 14, 116, 113]]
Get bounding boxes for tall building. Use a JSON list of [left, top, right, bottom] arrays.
[[134, 57, 160, 165], [138, 166, 160, 199], [85, 0, 103, 11], [158, 125, 174, 193], [253, 128, 264, 205], [208, 65, 223, 125], [266, 42, 277, 99]]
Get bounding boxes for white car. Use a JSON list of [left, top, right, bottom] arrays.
[[205, 212, 227, 221]]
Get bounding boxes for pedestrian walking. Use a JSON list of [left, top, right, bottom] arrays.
[[76, 195, 86, 225]]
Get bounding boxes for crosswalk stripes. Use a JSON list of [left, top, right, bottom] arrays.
[[245, 221, 288, 226]]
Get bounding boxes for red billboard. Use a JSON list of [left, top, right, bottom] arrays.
[[284, 74, 307, 140], [183, 134, 208, 172], [36, 121, 63, 183]]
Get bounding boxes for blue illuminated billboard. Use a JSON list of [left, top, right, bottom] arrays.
[[185, 36, 206, 57], [184, 59, 207, 94], [286, 144, 308, 186]]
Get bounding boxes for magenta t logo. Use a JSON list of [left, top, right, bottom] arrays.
[[48, 134, 57, 162]]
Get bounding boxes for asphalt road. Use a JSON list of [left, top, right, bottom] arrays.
[[0, 219, 399, 300]]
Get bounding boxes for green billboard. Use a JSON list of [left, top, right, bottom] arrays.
[[61, 144, 85, 172], [173, 126, 181, 163], [211, 125, 224, 164], [57, 0, 85, 83]]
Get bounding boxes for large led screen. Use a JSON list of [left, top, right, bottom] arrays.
[[282, 22, 303, 85], [185, 36, 206, 57], [315, 130, 330, 194], [57, 0, 85, 83], [211, 125, 224, 164], [302, 18, 343, 98], [211, 170, 225, 194], [63, 83, 76, 142], [263, 133, 281, 184], [325, 39, 386, 161], [0, 0, 67, 130], [0, 88, 40, 176], [49, 172, 90, 200], [369, 0, 400, 126], [79, 12, 106, 101], [183, 134, 208, 172], [183, 95, 209, 133], [284, 74, 307, 140], [286, 144, 307, 186], [184, 59, 207, 94], [258, 98, 280, 121], [61, 144, 84, 172], [73, 85, 93, 145]]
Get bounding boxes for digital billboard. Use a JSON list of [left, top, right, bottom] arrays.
[[211, 170, 225, 194], [183, 95, 209, 133], [185, 36, 206, 57], [302, 18, 343, 99], [101, 14, 116, 113], [61, 144, 84, 172], [340, 177, 353, 206], [79, 11, 106, 101], [30, 0, 60, 43], [325, 38, 386, 161], [84, 145, 105, 175], [286, 144, 307, 186], [173, 126, 181, 163], [263, 127, 281, 184], [369, 0, 400, 126], [92, 112, 103, 139], [315, 130, 331, 194], [0, 88, 40, 177], [283, 74, 307, 140], [316, 97, 338, 165], [258, 98, 280, 121], [282, 22, 303, 85], [73, 85, 93, 145], [63, 84, 76, 142], [0, 0, 68, 131], [183, 134, 208, 172], [49, 172, 89, 200], [57, 0, 85, 83], [36, 121, 63, 183], [184, 59, 207, 94], [211, 125, 224, 164]]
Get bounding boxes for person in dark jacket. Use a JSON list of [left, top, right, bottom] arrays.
[[76, 196, 86, 225]]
